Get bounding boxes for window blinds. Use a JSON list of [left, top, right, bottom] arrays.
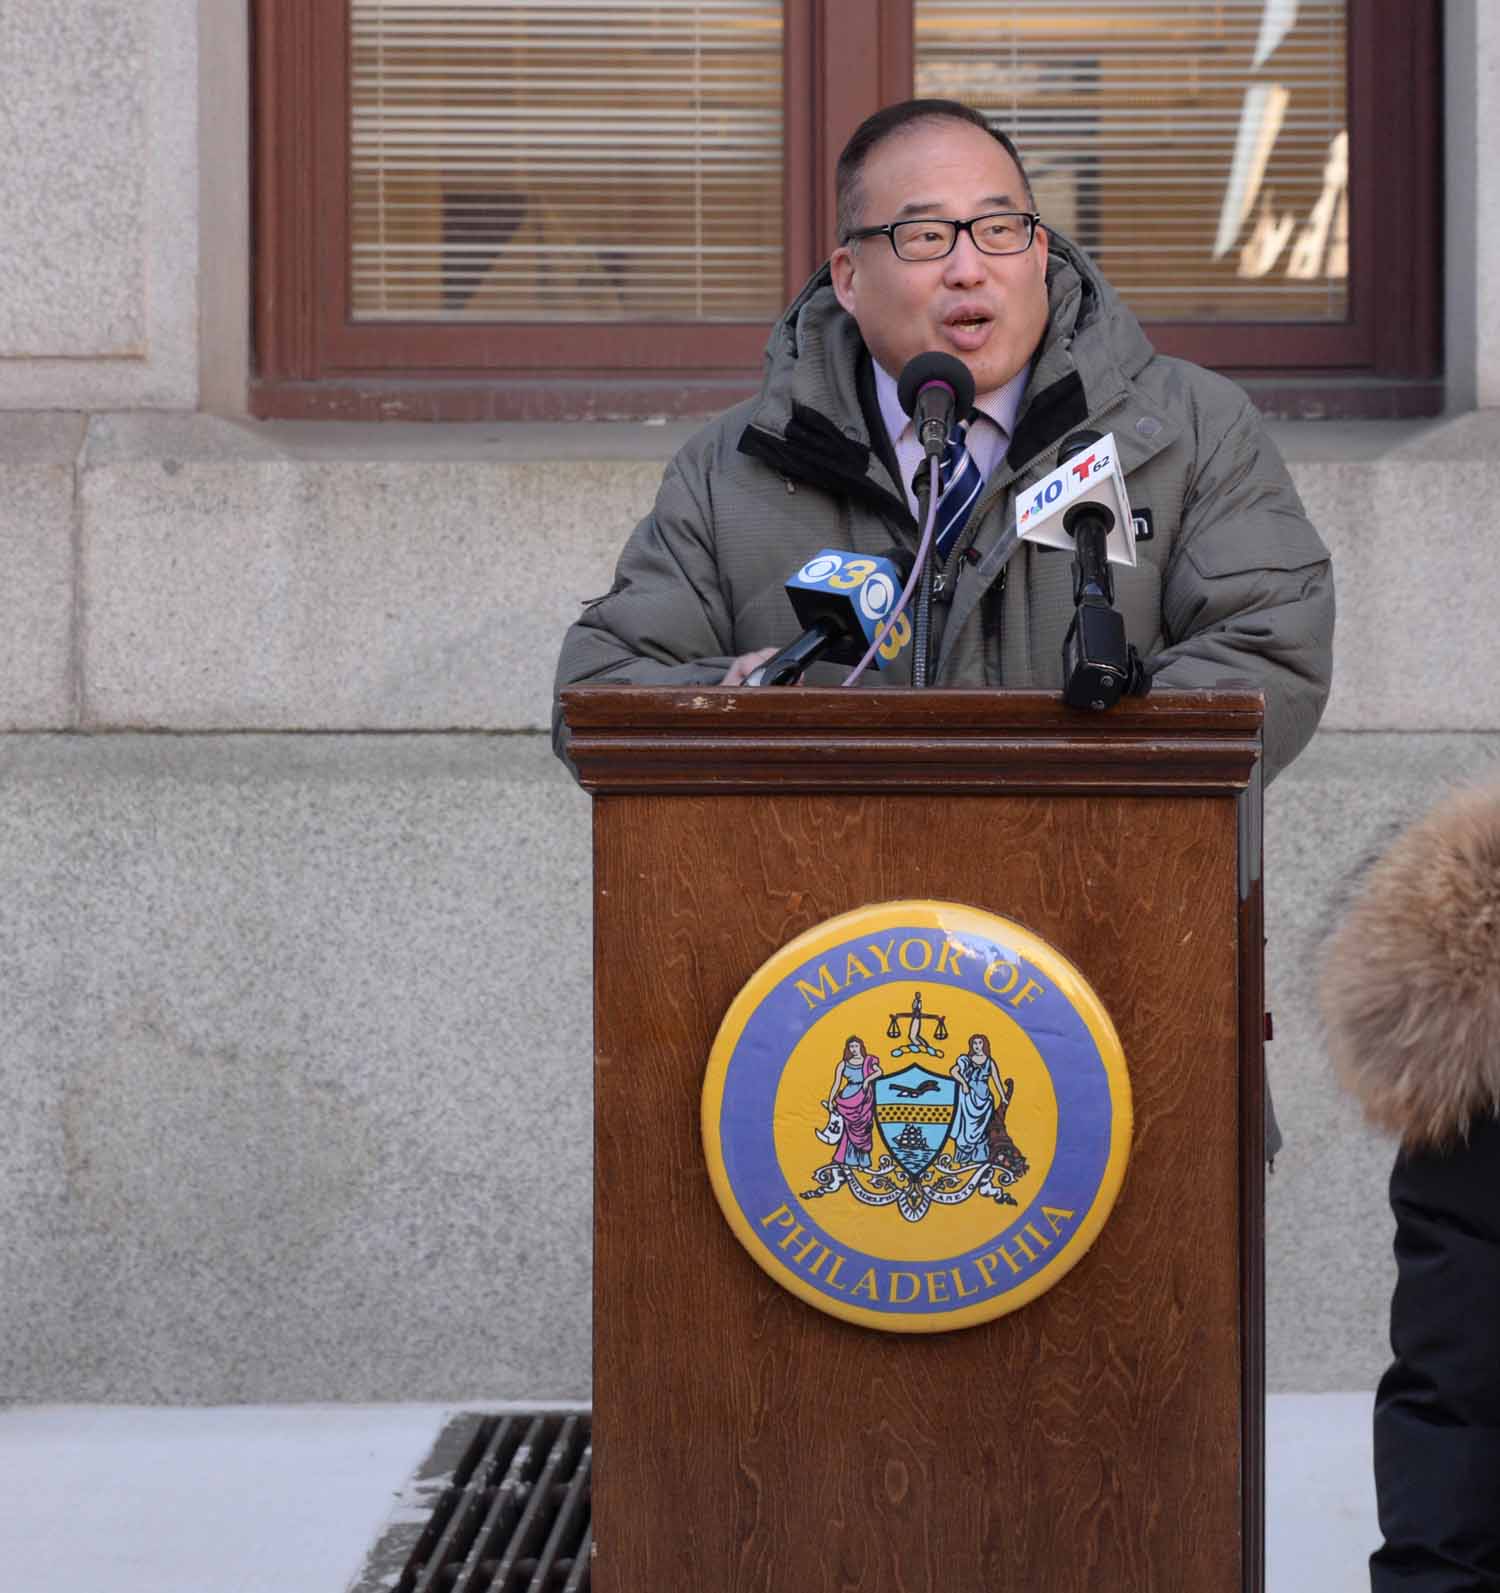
[[350, 1, 785, 323], [914, 0, 1348, 321]]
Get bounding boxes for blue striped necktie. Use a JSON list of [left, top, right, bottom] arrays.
[[929, 409, 985, 561]]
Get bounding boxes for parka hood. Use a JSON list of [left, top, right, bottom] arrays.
[[1321, 783, 1500, 1149]]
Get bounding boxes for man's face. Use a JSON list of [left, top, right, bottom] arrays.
[[830, 119, 1050, 396]]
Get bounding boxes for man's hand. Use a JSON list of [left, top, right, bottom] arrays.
[[721, 647, 780, 685]]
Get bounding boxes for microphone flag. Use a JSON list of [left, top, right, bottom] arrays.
[[1015, 432, 1137, 567]]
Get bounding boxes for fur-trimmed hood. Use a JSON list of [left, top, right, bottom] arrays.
[[1321, 783, 1500, 1148]]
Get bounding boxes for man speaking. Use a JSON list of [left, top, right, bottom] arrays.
[[553, 98, 1333, 782]]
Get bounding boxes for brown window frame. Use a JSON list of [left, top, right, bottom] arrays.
[[252, 0, 1440, 422], [1143, 0, 1443, 419]]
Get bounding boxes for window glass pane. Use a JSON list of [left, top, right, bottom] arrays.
[[914, 1, 1347, 322], [350, 1, 784, 323]]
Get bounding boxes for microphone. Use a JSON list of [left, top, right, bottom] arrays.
[[1014, 428, 1137, 567], [1057, 429, 1116, 606], [753, 548, 917, 686], [897, 352, 976, 457], [897, 353, 974, 688], [1051, 432, 1151, 710]]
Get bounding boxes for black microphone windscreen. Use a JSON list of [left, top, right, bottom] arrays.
[[1058, 429, 1105, 465], [897, 352, 976, 420]]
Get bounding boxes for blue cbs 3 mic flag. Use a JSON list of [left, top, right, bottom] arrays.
[[785, 549, 914, 669]]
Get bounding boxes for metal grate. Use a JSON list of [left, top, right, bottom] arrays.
[[350, 1410, 591, 1593]]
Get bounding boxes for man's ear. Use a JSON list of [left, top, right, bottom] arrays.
[[830, 245, 857, 315]]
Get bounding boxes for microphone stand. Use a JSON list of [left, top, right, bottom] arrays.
[[1060, 504, 1151, 709], [911, 453, 941, 689], [896, 354, 972, 690]]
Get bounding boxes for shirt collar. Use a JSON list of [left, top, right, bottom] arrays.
[[872, 359, 1029, 447]]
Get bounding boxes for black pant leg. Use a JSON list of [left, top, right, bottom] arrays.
[[1370, 1113, 1500, 1592]]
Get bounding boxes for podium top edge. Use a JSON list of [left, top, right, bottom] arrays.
[[560, 688, 1266, 795], [559, 686, 1264, 735]]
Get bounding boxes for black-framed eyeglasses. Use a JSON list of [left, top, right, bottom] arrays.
[[844, 212, 1042, 261]]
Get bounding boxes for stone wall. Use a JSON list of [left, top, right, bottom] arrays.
[[1, 411, 1498, 1400], [0, 0, 198, 409], [2, 0, 1499, 1402]]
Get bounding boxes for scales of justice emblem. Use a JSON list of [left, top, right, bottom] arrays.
[[804, 989, 1030, 1223]]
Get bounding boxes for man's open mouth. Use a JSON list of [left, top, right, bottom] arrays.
[[942, 311, 994, 350]]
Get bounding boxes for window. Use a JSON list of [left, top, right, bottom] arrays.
[[917, 1, 1352, 323], [254, 0, 1440, 420], [349, 2, 787, 326], [911, 0, 1440, 416]]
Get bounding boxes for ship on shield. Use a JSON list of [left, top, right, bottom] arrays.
[[875, 1064, 957, 1177]]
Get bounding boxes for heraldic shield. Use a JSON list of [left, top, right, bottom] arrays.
[[874, 1064, 958, 1178]]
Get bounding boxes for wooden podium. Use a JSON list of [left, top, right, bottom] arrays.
[[562, 687, 1266, 1593]]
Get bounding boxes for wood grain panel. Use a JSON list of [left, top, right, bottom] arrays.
[[593, 784, 1251, 1592]]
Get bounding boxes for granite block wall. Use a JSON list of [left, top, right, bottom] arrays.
[[0, 412, 1496, 1399], [0, 0, 197, 409], [1, 0, 1499, 1402]]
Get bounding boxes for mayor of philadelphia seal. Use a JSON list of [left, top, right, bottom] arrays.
[[701, 901, 1132, 1332]]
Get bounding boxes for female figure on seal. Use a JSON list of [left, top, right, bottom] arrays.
[[820, 1035, 882, 1168], [951, 1034, 1028, 1179]]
